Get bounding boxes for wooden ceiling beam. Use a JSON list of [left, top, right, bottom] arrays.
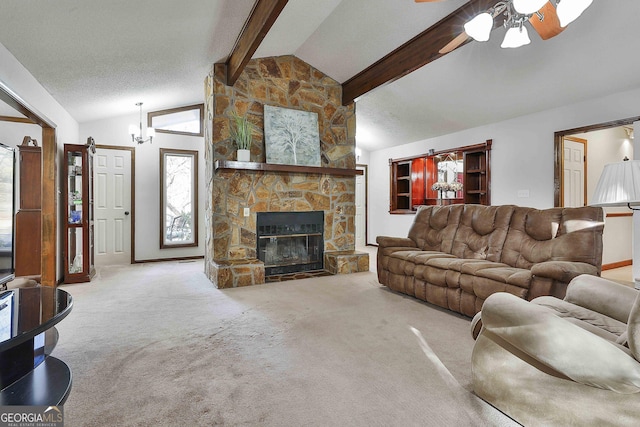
[[342, 0, 497, 105], [0, 115, 36, 124], [225, 0, 289, 86]]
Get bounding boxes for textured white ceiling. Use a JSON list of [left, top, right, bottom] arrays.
[[1, 1, 639, 152], [0, 0, 255, 123]]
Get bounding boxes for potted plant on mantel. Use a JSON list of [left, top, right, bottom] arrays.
[[230, 111, 255, 162]]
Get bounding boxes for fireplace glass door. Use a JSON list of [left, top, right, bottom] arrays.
[[257, 211, 324, 276]]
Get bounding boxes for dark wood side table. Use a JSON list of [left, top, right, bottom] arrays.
[[0, 287, 73, 405]]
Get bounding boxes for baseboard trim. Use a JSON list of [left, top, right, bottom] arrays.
[[602, 259, 632, 270], [134, 255, 204, 264]]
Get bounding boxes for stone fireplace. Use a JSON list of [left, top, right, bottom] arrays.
[[204, 55, 368, 288]]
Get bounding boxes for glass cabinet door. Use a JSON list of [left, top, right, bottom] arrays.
[[63, 142, 95, 283], [67, 227, 83, 274], [67, 150, 83, 225]]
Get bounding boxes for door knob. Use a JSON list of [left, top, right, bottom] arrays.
[[125, 211, 130, 215]]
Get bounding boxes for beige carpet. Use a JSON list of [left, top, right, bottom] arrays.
[[56, 260, 518, 426]]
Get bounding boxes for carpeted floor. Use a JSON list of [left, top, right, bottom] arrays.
[[55, 260, 518, 426]]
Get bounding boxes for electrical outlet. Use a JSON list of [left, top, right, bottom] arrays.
[[517, 189, 530, 198], [243, 207, 250, 217]]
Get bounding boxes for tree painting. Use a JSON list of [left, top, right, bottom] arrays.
[[264, 105, 321, 166]]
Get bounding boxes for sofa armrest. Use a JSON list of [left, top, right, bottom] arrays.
[[481, 292, 640, 393], [376, 236, 416, 249], [530, 261, 598, 284]]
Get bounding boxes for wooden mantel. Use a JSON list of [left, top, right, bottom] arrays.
[[214, 160, 363, 176]]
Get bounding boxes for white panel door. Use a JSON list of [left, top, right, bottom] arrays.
[[562, 138, 586, 207], [355, 165, 367, 248], [94, 148, 132, 265]]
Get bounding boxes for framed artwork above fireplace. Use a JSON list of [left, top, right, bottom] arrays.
[[264, 105, 321, 167]]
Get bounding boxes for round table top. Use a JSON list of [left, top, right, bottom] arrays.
[[0, 287, 72, 352]]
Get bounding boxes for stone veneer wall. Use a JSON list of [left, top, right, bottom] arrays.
[[204, 55, 357, 287]]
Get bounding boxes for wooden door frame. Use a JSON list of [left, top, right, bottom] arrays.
[[95, 145, 136, 264], [553, 115, 640, 207], [560, 136, 587, 207], [0, 80, 57, 287]]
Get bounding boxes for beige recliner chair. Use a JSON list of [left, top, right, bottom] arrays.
[[471, 274, 640, 426]]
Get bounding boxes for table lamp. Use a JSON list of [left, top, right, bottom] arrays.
[[591, 158, 640, 289]]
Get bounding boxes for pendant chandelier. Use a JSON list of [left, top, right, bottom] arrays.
[[464, 0, 593, 49], [128, 102, 155, 144]]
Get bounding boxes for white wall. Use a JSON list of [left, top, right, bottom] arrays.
[[0, 43, 78, 144], [366, 87, 640, 246], [80, 113, 205, 261]]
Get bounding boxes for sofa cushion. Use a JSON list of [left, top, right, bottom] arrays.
[[533, 296, 628, 342], [407, 205, 463, 252], [450, 205, 514, 262], [473, 266, 532, 289], [387, 250, 454, 275], [427, 257, 507, 273]]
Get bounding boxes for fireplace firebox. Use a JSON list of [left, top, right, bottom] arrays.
[[256, 211, 324, 276]]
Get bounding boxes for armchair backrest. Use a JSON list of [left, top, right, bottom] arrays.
[[628, 293, 640, 362]]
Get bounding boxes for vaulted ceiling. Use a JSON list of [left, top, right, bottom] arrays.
[[1, 1, 639, 151]]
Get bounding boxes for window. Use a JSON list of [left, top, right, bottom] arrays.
[[160, 149, 198, 248], [148, 104, 204, 137]]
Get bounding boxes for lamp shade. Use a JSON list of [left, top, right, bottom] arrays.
[[512, 0, 548, 15], [501, 25, 531, 48], [557, 0, 593, 27], [464, 12, 494, 42], [591, 160, 640, 207]]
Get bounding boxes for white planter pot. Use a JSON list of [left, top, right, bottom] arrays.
[[237, 149, 250, 162]]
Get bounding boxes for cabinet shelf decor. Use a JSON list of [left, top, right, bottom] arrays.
[[63, 139, 96, 283], [389, 140, 491, 214]]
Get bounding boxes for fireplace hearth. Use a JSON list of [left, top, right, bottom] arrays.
[[257, 211, 324, 276]]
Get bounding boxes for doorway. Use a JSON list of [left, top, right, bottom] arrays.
[[94, 145, 135, 265], [0, 81, 57, 286], [355, 164, 368, 248], [554, 118, 637, 283]]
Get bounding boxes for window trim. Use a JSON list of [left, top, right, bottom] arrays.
[[148, 104, 204, 137], [159, 148, 199, 249]]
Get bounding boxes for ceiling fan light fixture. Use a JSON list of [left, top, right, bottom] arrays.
[[501, 24, 531, 48], [512, 0, 548, 15], [556, 0, 593, 27], [464, 12, 494, 42]]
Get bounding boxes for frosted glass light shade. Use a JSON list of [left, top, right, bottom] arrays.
[[501, 25, 531, 48], [512, 0, 548, 15], [591, 160, 640, 206], [557, 0, 593, 27], [128, 124, 139, 137], [464, 12, 494, 42]]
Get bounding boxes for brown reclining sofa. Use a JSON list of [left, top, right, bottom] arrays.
[[376, 204, 604, 317]]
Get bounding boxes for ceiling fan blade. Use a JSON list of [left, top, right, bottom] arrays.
[[439, 31, 469, 54], [529, 1, 565, 40]]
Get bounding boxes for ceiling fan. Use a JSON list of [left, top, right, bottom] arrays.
[[415, 0, 592, 53]]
